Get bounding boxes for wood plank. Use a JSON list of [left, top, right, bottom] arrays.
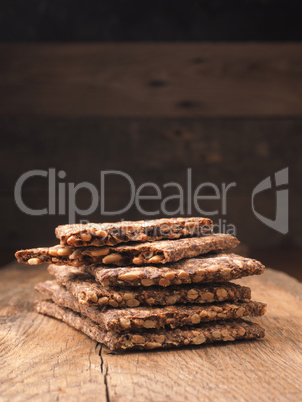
[[1, 117, 301, 250], [0, 263, 107, 401], [0, 263, 302, 401], [1, 43, 302, 117], [2, 117, 301, 193]]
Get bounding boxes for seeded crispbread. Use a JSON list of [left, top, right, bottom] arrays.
[[35, 300, 265, 352], [86, 253, 265, 288], [56, 217, 213, 247], [15, 233, 239, 267], [35, 280, 265, 332], [48, 264, 252, 308]]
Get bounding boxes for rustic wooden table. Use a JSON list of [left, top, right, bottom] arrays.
[[0, 263, 301, 401]]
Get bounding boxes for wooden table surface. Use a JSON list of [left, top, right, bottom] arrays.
[[0, 262, 301, 402]]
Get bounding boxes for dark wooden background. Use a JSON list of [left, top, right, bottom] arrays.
[[0, 0, 301, 41], [1, 43, 301, 279]]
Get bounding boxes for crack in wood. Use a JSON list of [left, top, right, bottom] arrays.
[[98, 344, 110, 402]]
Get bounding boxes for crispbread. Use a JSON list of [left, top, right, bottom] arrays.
[[15, 234, 239, 267], [35, 301, 265, 352], [56, 217, 213, 247], [35, 280, 266, 332], [48, 264, 252, 308], [87, 253, 265, 288]]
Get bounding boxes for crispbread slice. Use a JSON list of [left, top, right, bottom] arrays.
[[48, 264, 252, 308], [35, 280, 266, 332], [15, 234, 239, 267], [87, 253, 265, 288], [56, 217, 213, 247], [35, 301, 265, 352]]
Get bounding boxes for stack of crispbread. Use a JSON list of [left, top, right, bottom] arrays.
[[15, 217, 266, 352]]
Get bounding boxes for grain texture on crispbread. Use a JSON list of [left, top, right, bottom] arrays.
[[36, 280, 265, 332], [87, 253, 265, 288], [56, 217, 213, 247], [35, 301, 265, 351], [15, 234, 239, 267], [48, 264, 252, 308]]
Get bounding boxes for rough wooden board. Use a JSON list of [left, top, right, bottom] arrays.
[[0, 263, 302, 401], [1, 44, 302, 117], [0, 263, 107, 402]]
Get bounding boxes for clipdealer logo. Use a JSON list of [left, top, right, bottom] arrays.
[[14, 167, 289, 234], [251, 167, 289, 234], [14, 168, 236, 233]]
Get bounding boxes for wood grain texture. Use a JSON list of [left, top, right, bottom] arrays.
[[1, 117, 301, 250], [0, 263, 107, 402], [1, 43, 302, 117], [0, 263, 302, 401]]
